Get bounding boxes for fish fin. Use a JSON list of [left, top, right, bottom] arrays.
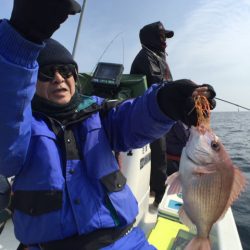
[[230, 167, 247, 201], [184, 237, 211, 250], [166, 172, 182, 194], [193, 165, 216, 175], [218, 166, 247, 221], [178, 206, 196, 232]]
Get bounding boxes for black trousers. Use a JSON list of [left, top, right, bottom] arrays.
[[150, 136, 167, 204], [166, 159, 180, 176]]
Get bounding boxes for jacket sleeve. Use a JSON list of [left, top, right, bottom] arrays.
[[0, 20, 44, 177], [102, 84, 175, 152]]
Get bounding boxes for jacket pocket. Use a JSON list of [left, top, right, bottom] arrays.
[[101, 170, 126, 192], [13, 190, 62, 216]]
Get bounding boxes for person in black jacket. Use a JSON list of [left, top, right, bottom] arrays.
[[165, 121, 190, 176], [130, 21, 174, 206]]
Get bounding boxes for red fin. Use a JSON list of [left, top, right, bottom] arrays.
[[230, 167, 247, 202], [184, 237, 211, 250], [166, 172, 182, 194], [178, 206, 196, 232], [218, 166, 247, 221]]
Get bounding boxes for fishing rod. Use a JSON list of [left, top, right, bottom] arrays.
[[72, 0, 124, 72], [72, 0, 87, 59], [215, 97, 250, 111], [90, 32, 124, 74]]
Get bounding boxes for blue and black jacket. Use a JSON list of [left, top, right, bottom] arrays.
[[0, 19, 174, 246]]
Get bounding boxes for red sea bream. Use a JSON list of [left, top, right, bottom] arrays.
[[167, 124, 246, 250]]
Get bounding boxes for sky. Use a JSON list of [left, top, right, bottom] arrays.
[[1, 0, 250, 112]]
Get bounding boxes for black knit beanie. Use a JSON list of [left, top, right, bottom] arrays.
[[37, 38, 78, 72]]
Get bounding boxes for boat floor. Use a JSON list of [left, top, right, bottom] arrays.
[[0, 219, 19, 249], [138, 195, 158, 237]]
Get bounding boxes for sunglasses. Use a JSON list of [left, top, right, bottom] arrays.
[[38, 64, 76, 82]]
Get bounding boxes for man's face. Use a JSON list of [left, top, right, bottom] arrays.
[[36, 64, 76, 105], [159, 27, 167, 50]]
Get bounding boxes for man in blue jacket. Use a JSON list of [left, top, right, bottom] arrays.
[[0, 1, 216, 249]]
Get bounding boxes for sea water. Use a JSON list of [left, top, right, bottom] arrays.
[[211, 112, 250, 250]]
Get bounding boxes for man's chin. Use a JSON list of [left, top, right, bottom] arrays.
[[51, 96, 71, 105]]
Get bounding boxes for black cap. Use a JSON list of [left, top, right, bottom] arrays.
[[37, 38, 78, 71], [69, 0, 82, 15], [158, 22, 174, 38], [165, 30, 174, 38]]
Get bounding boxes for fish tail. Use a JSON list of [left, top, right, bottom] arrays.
[[184, 237, 211, 250]]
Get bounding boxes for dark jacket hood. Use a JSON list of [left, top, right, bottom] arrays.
[[139, 21, 174, 53]]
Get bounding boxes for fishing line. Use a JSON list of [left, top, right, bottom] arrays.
[[72, 2, 250, 112], [121, 35, 125, 66], [90, 32, 124, 74], [72, 0, 124, 74], [215, 97, 250, 111]]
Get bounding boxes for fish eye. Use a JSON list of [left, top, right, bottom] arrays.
[[211, 140, 220, 151]]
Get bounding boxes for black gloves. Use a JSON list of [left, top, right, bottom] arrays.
[[157, 79, 216, 126], [10, 0, 81, 43]]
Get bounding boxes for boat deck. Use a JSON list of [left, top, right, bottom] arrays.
[[0, 219, 19, 249]]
